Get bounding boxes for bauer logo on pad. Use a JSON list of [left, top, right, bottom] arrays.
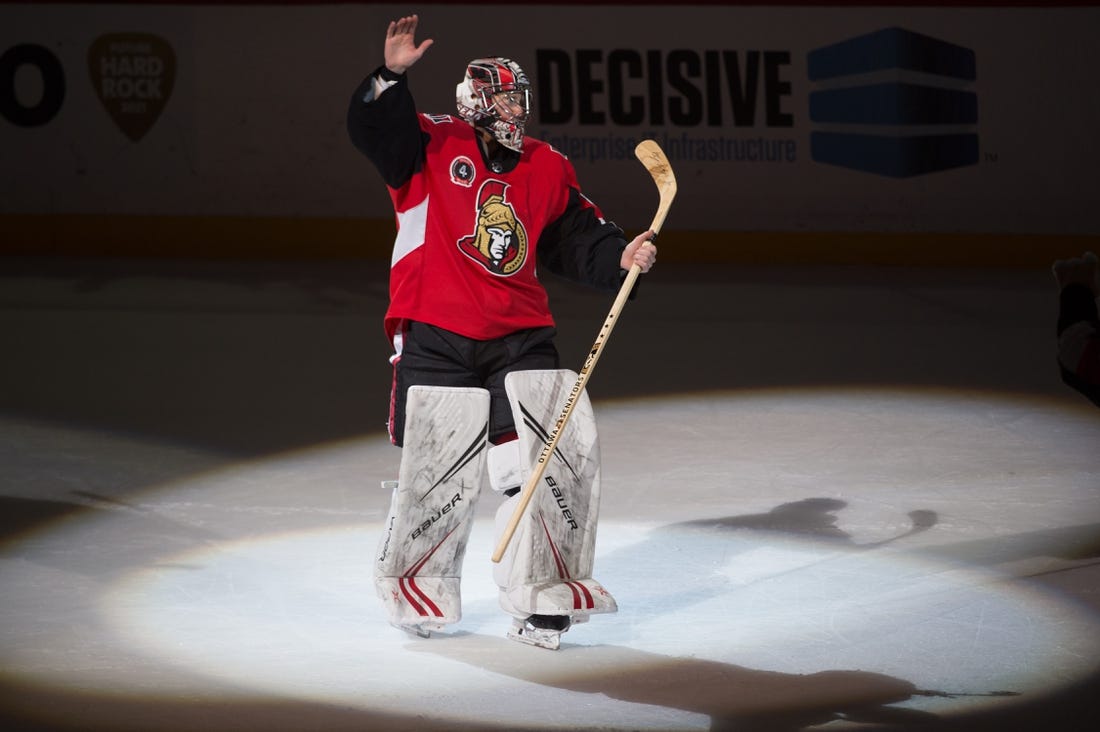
[[88, 33, 176, 142]]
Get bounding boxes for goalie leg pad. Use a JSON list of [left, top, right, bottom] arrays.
[[374, 386, 490, 629], [488, 439, 522, 493], [494, 369, 617, 621]]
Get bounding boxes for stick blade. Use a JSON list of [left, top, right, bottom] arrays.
[[634, 140, 677, 234]]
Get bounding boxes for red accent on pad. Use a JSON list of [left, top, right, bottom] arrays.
[[539, 513, 571, 579], [571, 581, 595, 609], [397, 525, 460, 617], [402, 577, 443, 617], [538, 514, 595, 610], [398, 577, 428, 616]]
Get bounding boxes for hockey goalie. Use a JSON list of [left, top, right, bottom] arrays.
[[350, 14, 670, 651]]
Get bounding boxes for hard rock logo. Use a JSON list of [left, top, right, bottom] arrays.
[[88, 33, 175, 142], [457, 180, 528, 276]]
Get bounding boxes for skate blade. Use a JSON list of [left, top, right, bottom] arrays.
[[391, 622, 442, 639], [506, 625, 561, 650]]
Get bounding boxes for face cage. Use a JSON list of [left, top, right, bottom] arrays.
[[480, 86, 531, 121], [473, 84, 531, 152]]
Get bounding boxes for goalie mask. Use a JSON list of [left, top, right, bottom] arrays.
[[456, 57, 531, 152]]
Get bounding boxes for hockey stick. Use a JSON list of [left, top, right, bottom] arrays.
[[491, 140, 677, 563]]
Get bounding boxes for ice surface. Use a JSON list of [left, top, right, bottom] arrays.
[[2, 259, 1098, 731]]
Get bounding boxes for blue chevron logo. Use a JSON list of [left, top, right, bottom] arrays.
[[808, 27, 978, 177]]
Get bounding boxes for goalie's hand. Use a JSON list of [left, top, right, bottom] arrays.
[[622, 230, 657, 273], [384, 15, 434, 75]]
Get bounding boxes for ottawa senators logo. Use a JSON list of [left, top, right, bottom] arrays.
[[457, 180, 528, 276]]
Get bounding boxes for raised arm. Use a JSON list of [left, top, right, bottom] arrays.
[[346, 15, 434, 188]]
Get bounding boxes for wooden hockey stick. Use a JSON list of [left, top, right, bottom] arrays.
[[491, 140, 677, 563]]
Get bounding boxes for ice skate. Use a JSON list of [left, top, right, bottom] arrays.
[[506, 614, 572, 650], [391, 620, 445, 639]]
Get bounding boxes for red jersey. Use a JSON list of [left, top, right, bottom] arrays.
[[348, 70, 628, 343], [387, 114, 587, 340]]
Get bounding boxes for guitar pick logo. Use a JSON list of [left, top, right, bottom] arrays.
[[88, 33, 175, 142]]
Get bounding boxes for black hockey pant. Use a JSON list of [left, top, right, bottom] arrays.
[[388, 320, 559, 446]]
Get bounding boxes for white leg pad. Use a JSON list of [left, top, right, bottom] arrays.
[[488, 440, 522, 493], [494, 369, 617, 620], [374, 386, 489, 629]]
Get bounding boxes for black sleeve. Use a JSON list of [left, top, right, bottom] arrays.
[[346, 66, 429, 188], [536, 187, 630, 293], [1057, 283, 1099, 336], [1056, 283, 1100, 407]]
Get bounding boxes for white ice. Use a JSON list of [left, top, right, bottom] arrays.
[[1, 260, 1098, 731]]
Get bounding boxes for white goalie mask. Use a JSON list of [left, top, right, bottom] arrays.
[[456, 57, 531, 152]]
